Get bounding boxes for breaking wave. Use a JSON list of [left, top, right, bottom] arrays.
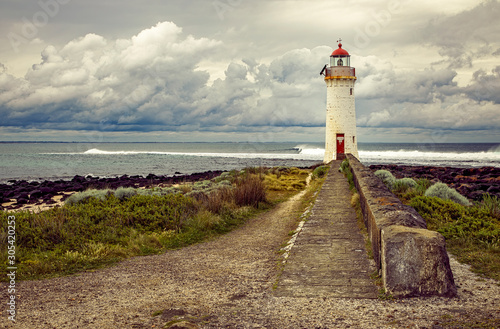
[[54, 144, 500, 168], [82, 148, 324, 161], [359, 150, 500, 167]]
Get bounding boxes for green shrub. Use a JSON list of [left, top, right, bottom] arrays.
[[114, 187, 138, 201], [416, 178, 432, 195], [410, 196, 467, 229], [399, 177, 417, 188], [242, 167, 267, 176], [424, 182, 471, 206], [65, 189, 112, 205], [374, 170, 396, 189], [480, 193, 500, 219], [212, 170, 239, 184], [339, 160, 355, 191], [205, 187, 235, 214], [312, 165, 329, 179], [392, 177, 417, 194], [213, 171, 233, 182], [339, 159, 350, 173], [184, 210, 221, 231], [410, 196, 499, 247], [393, 178, 432, 201], [217, 180, 232, 188], [193, 180, 213, 191], [234, 174, 267, 207]]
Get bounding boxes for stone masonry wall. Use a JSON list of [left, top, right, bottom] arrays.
[[346, 154, 457, 297]]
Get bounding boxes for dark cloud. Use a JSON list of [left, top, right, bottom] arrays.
[[462, 66, 500, 103], [423, 0, 500, 69]]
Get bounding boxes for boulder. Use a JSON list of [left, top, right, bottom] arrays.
[[40, 187, 55, 194], [29, 189, 43, 199], [16, 197, 29, 205], [381, 225, 456, 298], [71, 175, 86, 183], [487, 186, 500, 195], [70, 184, 85, 192], [469, 190, 486, 201], [14, 192, 29, 201]]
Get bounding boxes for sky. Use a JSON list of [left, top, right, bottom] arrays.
[[0, 0, 499, 143]]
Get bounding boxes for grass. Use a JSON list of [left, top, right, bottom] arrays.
[[0, 166, 312, 281], [377, 168, 500, 282], [339, 159, 355, 191], [410, 196, 500, 281]]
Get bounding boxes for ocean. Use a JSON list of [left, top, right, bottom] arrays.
[[0, 142, 499, 183]]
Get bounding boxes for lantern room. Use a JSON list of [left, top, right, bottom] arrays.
[[330, 42, 350, 67]]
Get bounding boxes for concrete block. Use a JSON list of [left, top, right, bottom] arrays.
[[381, 225, 457, 298]]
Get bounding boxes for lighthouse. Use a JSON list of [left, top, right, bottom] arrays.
[[320, 40, 359, 163]]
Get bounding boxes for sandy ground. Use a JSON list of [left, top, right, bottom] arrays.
[[2, 192, 74, 213]]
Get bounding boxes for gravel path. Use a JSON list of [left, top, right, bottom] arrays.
[[2, 185, 500, 328]]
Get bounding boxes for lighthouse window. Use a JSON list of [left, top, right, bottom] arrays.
[[350, 88, 353, 95], [337, 58, 343, 66]]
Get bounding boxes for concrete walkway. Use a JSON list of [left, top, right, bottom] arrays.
[[275, 160, 378, 298]]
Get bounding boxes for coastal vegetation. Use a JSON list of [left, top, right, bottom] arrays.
[[376, 169, 500, 281], [0, 167, 312, 281]]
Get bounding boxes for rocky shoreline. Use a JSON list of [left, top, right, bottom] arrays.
[[2, 164, 499, 212], [369, 164, 500, 201], [0, 171, 224, 211]]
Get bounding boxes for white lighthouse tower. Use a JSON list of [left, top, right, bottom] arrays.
[[320, 40, 359, 163]]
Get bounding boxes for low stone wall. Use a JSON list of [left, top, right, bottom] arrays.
[[346, 154, 457, 297]]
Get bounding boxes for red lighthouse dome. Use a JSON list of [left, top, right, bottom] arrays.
[[331, 43, 349, 57], [329, 40, 351, 67]]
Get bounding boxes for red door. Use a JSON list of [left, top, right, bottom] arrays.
[[336, 134, 345, 158]]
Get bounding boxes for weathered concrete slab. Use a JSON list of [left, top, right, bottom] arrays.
[[275, 161, 378, 299]]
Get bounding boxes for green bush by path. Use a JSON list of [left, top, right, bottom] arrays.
[[410, 195, 500, 280], [374, 170, 396, 189], [65, 189, 112, 205], [375, 168, 470, 206], [392, 177, 417, 194], [477, 193, 500, 219], [340, 159, 355, 191], [312, 165, 329, 179], [424, 182, 471, 206]]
